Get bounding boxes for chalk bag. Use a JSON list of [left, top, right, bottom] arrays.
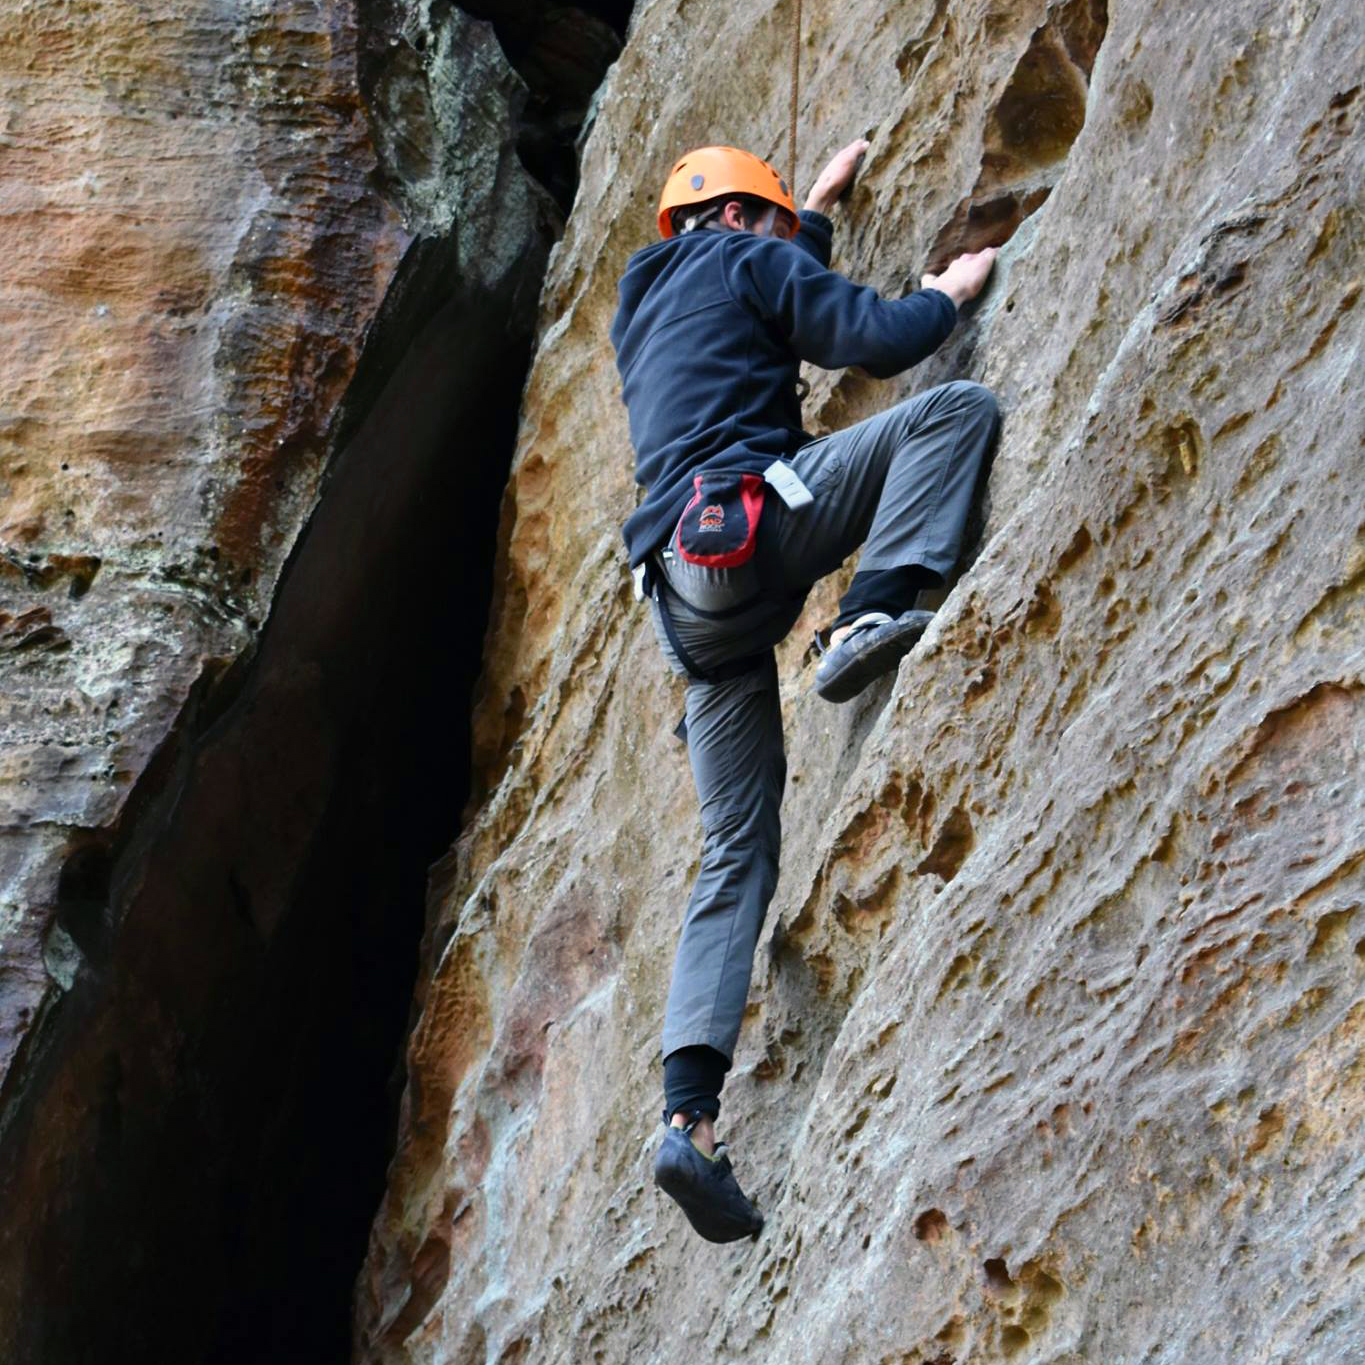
[[674, 472, 766, 569]]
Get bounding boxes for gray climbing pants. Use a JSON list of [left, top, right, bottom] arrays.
[[652, 380, 999, 1064]]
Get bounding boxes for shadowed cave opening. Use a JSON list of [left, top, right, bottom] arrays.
[[0, 5, 634, 1365]]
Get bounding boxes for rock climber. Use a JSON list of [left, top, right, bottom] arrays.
[[610, 140, 999, 1242]]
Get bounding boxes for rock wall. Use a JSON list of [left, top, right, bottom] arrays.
[[0, 0, 406, 1074], [360, 0, 1364, 1361]]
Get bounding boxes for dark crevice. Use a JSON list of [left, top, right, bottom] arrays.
[[200, 288, 540, 1365], [51, 844, 115, 965]]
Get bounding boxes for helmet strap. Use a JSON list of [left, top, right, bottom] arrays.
[[679, 203, 724, 234], [753, 203, 779, 237]]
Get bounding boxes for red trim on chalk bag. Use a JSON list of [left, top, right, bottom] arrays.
[[674, 473, 766, 569]]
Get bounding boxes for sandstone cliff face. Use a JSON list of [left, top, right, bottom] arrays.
[[360, 0, 1364, 1360], [0, 0, 405, 1071], [0, 2, 585, 1358]]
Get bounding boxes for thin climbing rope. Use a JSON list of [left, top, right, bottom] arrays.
[[788, 0, 801, 189]]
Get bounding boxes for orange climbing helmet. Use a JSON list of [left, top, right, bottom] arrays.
[[657, 146, 799, 239]]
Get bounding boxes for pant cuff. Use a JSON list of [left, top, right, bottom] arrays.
[[663, 1044, 729, 1120], [835, 565, 941, 628]]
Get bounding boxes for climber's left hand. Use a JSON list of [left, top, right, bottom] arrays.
[[804, 139, 869, 215]]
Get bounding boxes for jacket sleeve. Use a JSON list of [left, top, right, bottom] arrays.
[[731, 237, 957, 378], [792, 210, 833, 266]]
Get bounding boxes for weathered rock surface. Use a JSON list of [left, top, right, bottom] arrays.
[[360, 0, 1364, 1360], [0, 0, 407, 1072]]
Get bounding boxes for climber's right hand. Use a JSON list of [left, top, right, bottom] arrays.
[[921, 247, 998, 307]]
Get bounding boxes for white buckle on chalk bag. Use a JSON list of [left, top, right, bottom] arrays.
[[763, 460, 814, 510]]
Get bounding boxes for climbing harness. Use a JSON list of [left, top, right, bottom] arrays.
[[651, 564, 774, 687], [644, 460, 814, 689]]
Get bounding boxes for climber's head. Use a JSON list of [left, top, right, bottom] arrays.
[[657, 145, 799, 240]]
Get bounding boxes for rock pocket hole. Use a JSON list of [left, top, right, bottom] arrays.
[[68, 556, 102, 599], [54, 841, 114, 966], [915, 1208, 950, 1242], [925, 0, 1109, 271], [915, 806, 975, 882], [984, 1256, 1020, 1301]]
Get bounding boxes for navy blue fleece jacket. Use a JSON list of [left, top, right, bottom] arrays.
[[611, 209, 957, 567]]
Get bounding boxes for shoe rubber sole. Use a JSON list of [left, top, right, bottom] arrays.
[[815, 609, 934, 703]]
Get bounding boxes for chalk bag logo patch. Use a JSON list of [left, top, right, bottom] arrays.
[[675, 472, 766, 569]]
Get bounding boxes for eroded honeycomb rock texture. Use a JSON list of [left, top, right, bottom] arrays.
[[360, 0, 1364, 1360]]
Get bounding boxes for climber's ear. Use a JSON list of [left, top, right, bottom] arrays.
[[719, 199, 749, 232]]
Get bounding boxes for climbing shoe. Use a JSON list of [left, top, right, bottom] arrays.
[[653, 1118, 764, 1243], [813, 608, 935, 702]]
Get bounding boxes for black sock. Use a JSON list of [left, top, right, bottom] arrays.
[[833, 565, 939, 631], [663, 1044, 729, 1120]]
